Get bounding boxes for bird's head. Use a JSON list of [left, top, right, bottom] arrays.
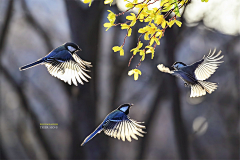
[[172, 62, 186, 70], [64, 42, 81, 54], [117, 103, 133, 115]]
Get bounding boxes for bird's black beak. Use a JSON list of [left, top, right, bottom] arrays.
[[78, 48, 82, 51], [130, 103, 134, 107]]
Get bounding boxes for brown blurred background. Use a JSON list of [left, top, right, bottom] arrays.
[[0, 0, 239, 159]]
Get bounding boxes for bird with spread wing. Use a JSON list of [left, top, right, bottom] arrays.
[[157, 49, 224, 97]]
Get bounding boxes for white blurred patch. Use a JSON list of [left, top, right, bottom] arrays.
[[192, 116, 208, 136], [187, 91, 205, 105], [184, 0, 240, 35]]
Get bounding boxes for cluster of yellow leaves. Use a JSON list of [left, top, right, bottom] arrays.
[[82, 0, 208, 81], [113, 0, 184, 80]]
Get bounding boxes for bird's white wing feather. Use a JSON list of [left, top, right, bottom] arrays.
[[194, 49, 224, 80], [103, 117, 146, 142], [45, 59, 91, 86]]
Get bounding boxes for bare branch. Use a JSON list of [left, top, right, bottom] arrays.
[[21, 0, 53, 51], [0, 0, 14, 54], [0, 64, 58, 159]]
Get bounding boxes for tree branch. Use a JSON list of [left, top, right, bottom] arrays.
[[0, 64, 58, 159], [21, 0, 53, 51], [0, 0, 14, 55], [136, 76, 168, 159]]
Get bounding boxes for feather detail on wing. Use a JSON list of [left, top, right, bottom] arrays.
[[194, 49, 224, 81], [103, 116, 146, 142], [190, 84, 207, 98], [45, 58, 91, 86], [157, 64, 174, 74], [72, 54, 92, 69], [190, 80, 218, 97]]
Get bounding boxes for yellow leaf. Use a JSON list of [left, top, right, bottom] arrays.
[[161, 20, 166, 28], [134, 72, 139, 80], [112, 46, 121, 52], [140, 50, 145, 61], [133, 0, 138, 3], [128, 69, 142, 81], [112, 46, 124, 56], [120, 48, 124, 56], [128, 70, 134, 76], [126, 13, 136, 21], [144, 33, 150, 40], [155, 15, 164, 25], [138, 28, 146, 33], [135, 3, 148, 9], [137, 41, 143, 48], [103, 23, 112, 31], [83, 0, 92, 6], [160, 0, 169, 7], [155, 30, 162, 38], [146, 46, 155, 59], [107, 10, 116, 24], [104, 0, 114, 6], [168, 20, 175, 28], [121, 24, 130, 30], [125, 2, 134, 8], [150, 38, 154, 46], [175, 20, 182, 27], [128, 28, 132, 37]]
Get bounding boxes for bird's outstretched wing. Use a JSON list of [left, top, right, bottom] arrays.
[[103, 115, 146, 142], [189, 49, 224, 81], [157, 64, 174, 74], [45, 50, 91, 86]]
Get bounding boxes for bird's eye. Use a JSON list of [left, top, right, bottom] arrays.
[[67, 46, 76, 52]]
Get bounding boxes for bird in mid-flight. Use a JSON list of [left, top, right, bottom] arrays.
[[19, 42, 92, 86], [81, 103, 146, 146], [157, 49, 224, 97]]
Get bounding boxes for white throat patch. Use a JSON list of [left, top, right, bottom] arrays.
[[67, 46, 76, 52], [120, 106, 129, 112]]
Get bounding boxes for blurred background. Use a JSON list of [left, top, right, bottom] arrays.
[[0, 0, 239, 159]]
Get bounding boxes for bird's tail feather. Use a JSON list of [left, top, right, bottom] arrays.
[[81, 126, 103, 146], [19, 59, 44, 71], [190, 81, 218, 97], [198, 80, 218, 94]]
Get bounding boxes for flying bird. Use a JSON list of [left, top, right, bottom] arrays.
[[81, 103, 146, 146], [157, 49, 224, 97], [19, 42, 92, 86]]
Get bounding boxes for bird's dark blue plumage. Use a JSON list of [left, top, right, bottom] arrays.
[[81, 104, 146, 146], [19, 42, 92, 86], [157, 49, 224, 97]]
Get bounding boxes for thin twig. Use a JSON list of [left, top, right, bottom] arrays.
[[0, 0, 13, 54]]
